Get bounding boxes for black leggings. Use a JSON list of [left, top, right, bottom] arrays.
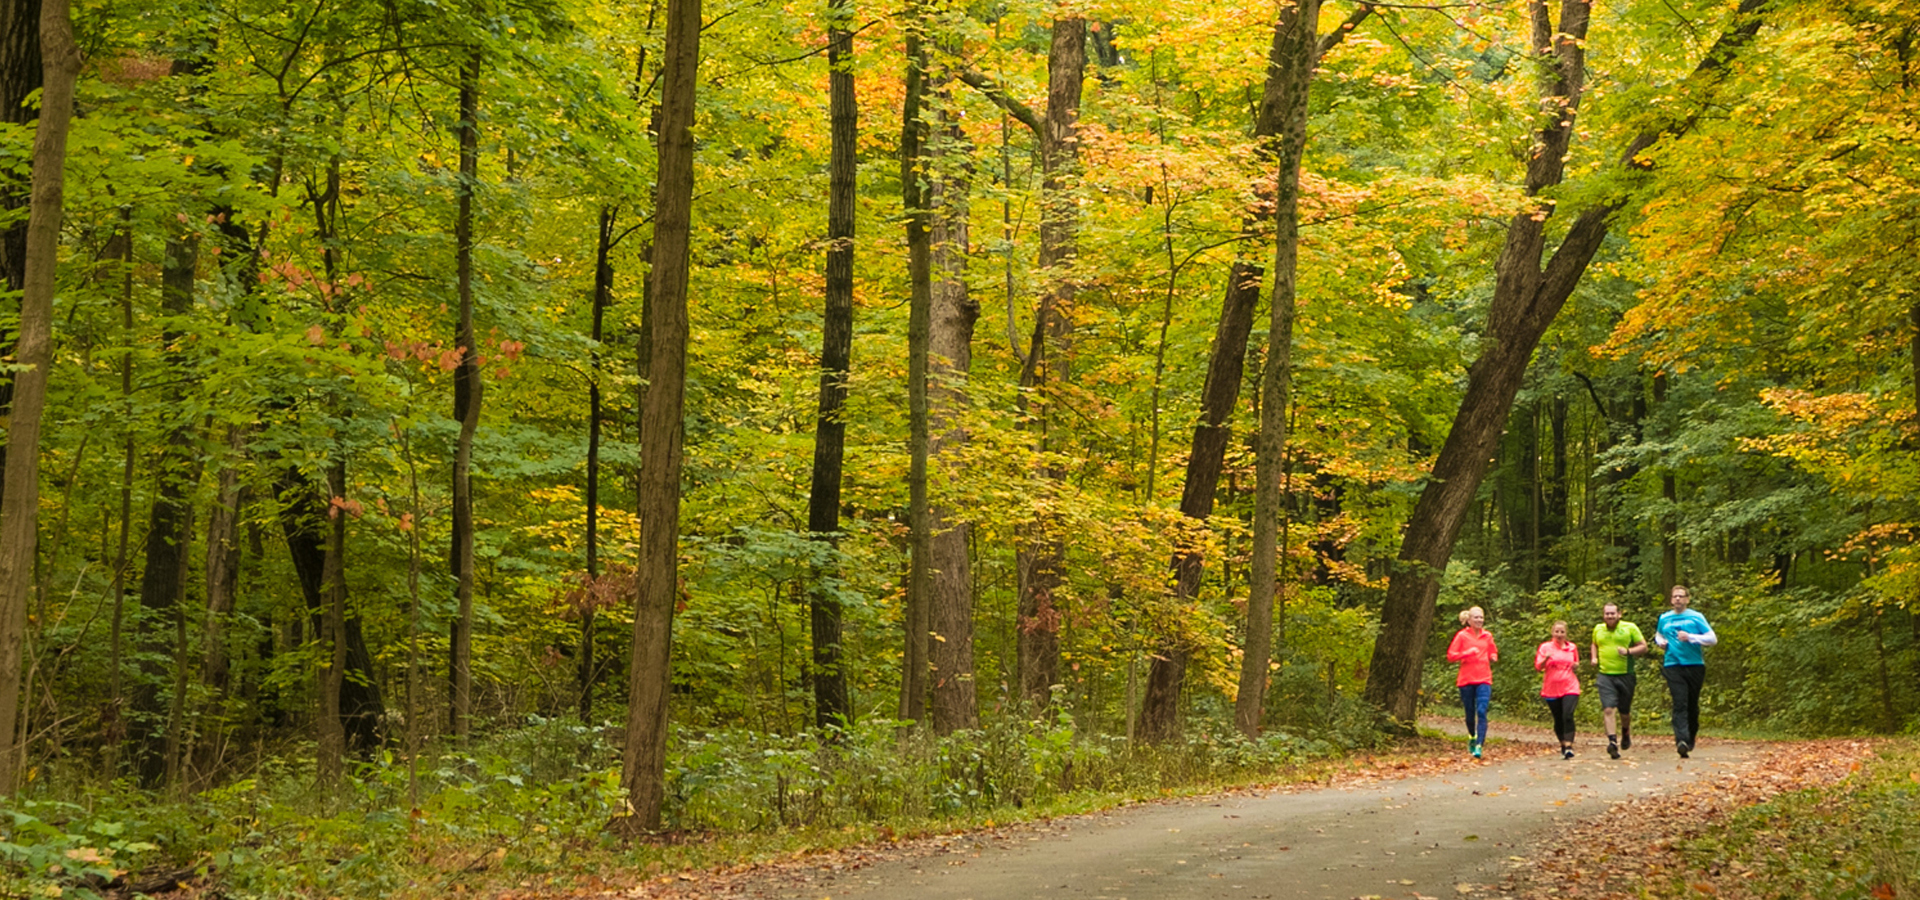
[[1543, 694, 1578, 744]]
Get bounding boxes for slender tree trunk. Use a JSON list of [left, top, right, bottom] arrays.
[[925, 77, 979, 732], [316, 462, 348, 786], [582, 206, 614, 722], [1654, 373, 1678, 590], [1014, 12, 1085, 708], [0, 0, 70, 795], [1362, 0, 1767, 723], [899, 0, 933, 724], [1234, 0, 1317, 739], [101, 214, 135, 772], [621, 0, 698, 830], [807, 0, 856, 730], [448, 49, 484, 739], [1138, 2, 1375, 743]]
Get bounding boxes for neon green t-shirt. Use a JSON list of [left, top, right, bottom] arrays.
[[1591, 621, 1644, 676]]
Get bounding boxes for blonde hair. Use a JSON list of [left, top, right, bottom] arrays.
[[1458, 606, 1485, 626]]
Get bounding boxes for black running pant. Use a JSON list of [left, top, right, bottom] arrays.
[[1542, 694, 1577, 744], [1663, 664, 1706, 745]]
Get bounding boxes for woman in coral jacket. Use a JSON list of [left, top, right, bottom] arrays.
[[1535, 620, 1582, 759], [1447, 606, 1497, 759]]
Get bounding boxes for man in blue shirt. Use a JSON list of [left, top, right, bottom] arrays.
[[1654, 585, 1717, 758]]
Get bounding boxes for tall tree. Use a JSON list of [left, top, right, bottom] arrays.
[[1013, 11, 1085, 708], [622, 0, 699, 829], [898, 0, 933, 723], [1362, 0, 1769, 723], [1137, 2, 1374, 742], [924, 20, 980, 734], [806, 0, 857, 729], [449, 48, 483, 739], [1235, 0, 1318, 738], [127, 221, 200, 788], [0, 0, 40, 515], [0, 0, 75, 794]]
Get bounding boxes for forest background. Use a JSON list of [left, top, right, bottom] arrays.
[[0, 0, 1916, 894]]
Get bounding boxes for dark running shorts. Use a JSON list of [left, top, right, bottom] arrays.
[[1596, 672, 1636, 709]]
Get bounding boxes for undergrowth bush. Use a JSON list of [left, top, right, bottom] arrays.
[[1, 711, 1367, 899]]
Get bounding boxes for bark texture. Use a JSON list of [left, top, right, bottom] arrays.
[[926, 65, 979, 735], [898, 0, 932, 723], [807, 0, 856, 729], [622, 0, 699, 829], [1014, 13, 1084, 708], [0, 0, 71, 795], [449, 48, 483, 739]]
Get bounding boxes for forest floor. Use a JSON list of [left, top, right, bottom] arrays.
[[563, 719, 1877, 900]]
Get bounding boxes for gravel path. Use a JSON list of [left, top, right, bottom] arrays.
[[671, 725, 1757, 900]]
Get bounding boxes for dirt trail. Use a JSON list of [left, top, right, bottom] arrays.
[[643, 722, 1763, 900]]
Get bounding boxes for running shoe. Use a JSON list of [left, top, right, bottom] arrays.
[[1607, 740, 1619, 759], [1471, 741, 1482, 759], [1677, 741, 1691, 759], [1562, 748, 1574, 760], [1620, 732, 1631, 751]]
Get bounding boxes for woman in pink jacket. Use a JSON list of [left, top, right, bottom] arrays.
[[1446, 606, 1497, 758], [1535, 621, 1581, 759]]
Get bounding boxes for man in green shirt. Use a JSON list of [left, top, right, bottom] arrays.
[[1590, 603, 1648, 759]]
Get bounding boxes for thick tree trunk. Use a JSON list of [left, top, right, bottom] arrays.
[[621, 0, 698, 830], [899, 1, 932, 724], [0, 0, 70, 795], [449, 49, 483, 739], [1361, 0, 1773, 723], [0, 0, 40, 516], [926, 71, 978, 735], [1138, 2, 1374, 743], [1014, 12, 1085, 708], [806, 0, 856, 730], [1235, 0, 1317, 739]]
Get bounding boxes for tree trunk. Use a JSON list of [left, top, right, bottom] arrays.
[[807, 0, 856, 730], [1234, 0, 1317, 739], [0, 0, 41, 517], [128, 232, 200, 789], [1137, 2, 1374, 744], [316, 462, 348, 786], [1655, 372, 1678, 591], [1014, 12, 1085, 709], [0, 0, 70, 795], [1362, 0, 1767, 723], [926, 61, 979, 735], [621, 0, 698, 830], [449, 48, 483, 740], [581, 206, 613, 722], [899, 0, 933, 724], [274, 467, 384, 751]]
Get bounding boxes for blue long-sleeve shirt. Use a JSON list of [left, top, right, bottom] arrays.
[[1656, 609, 1716, 667]]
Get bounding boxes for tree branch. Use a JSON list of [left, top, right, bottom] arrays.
[[1317, 3, 1376, 58], [958, 69, 1041, 137]]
